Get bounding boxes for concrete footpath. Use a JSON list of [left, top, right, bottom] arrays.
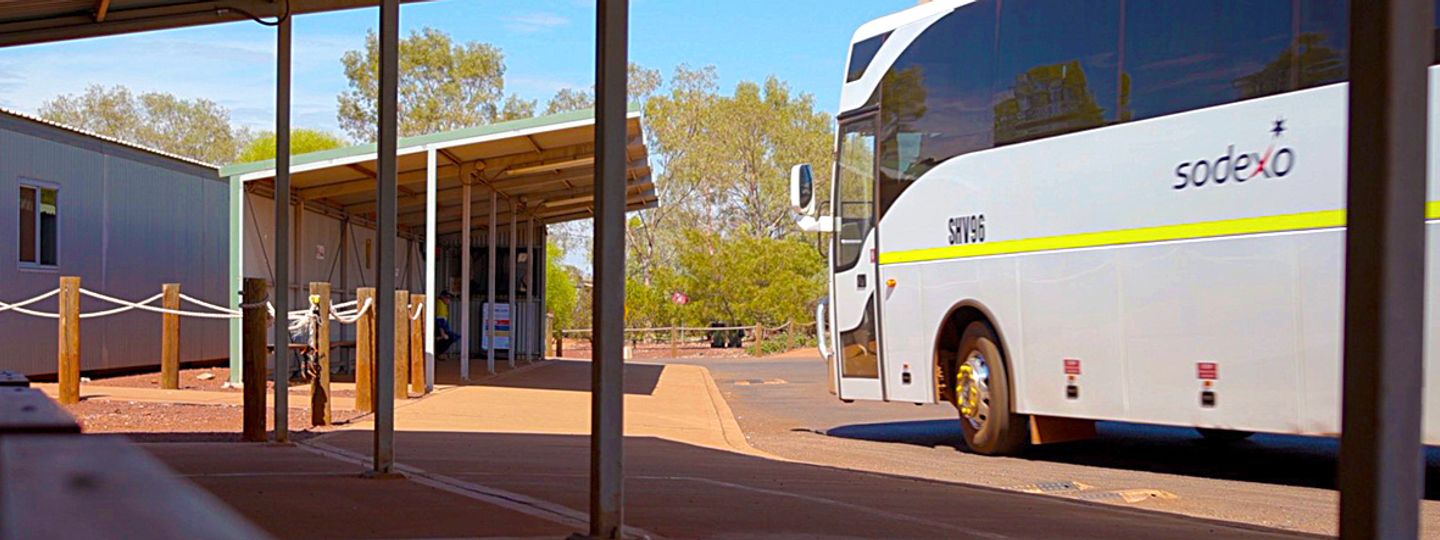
[[134, 359, 1314, 539]]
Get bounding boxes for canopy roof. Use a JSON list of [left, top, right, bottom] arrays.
[[221, 106, 656, 233], [0, 0, 429, 46]]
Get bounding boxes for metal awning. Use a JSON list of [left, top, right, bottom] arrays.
[[0, 0, 428, 46], [220, 106, 656, 233]]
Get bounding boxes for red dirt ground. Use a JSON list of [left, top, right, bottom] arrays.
[[90, 366, 357, 398], [63, 400, 365, 442]]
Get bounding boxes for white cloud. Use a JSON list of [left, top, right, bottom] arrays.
[[502, 12, 571, 33]]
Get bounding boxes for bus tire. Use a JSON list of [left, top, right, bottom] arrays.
[[1195, 428, 1253, 443], [954, 322, 1029, 456]]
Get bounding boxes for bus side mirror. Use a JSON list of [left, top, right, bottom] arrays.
[[791, 164, 816, 216]]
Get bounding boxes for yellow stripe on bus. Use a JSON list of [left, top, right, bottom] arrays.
[[878, 204, 1440, 265], [881, 201, 1440, 264]]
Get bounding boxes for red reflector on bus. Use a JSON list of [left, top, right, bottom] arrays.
[[1063, 359, 1081, 375], [1197, 362, 1219, 380]]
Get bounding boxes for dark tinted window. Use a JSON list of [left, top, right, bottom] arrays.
[[877, 3, 996, 215], [1298, 0, 1348, 88], [992, 0, 1120, 145], [1123, 1, 1295, 121], [847, 32, 891, 83]]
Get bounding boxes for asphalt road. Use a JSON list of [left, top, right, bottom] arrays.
[[666, 353, 1440, 538]]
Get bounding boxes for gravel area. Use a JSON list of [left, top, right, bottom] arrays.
[[63, 400, 366, 443], [90, 366, 358, 398]]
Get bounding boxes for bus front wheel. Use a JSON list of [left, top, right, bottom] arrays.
[[953, 322, 1029, 456]]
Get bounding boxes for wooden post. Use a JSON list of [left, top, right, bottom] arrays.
[[57, 276, 81, 405], [356, 287, 376, 413], [670, 326, 679, 359], [410, 294, 426, 395], [160, 283, 181, 390], [545, 313, 554, 358], [395, 290, 410, 399], [242, 278, 267, 442], [311, 282, 331, 426], [754, 324, 765, 355]]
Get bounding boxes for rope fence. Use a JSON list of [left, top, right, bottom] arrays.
[[6, 277, 430, 424]]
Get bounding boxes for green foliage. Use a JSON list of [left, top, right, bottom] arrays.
[[39, 84, 249, 165], [624, 229, 825, 329], [749, 330, 817, 357], [337, 27, 536, 141], [613, 65, 834, 342], [238, 129, 348, 163], [545, 241, 580, 337], [544, 63, 663, 114]]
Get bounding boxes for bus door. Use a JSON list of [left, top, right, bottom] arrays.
[[831, 112, 884, 401]]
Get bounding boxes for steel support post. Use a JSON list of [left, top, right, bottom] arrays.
[[272, 14, 292, 444], [461, 179, 473, 380], [512, 207, 524, 368], [487, 190, 497, 374], [527, 214, 536, 360], [1338, 1, 1432, 538], [371, 0, 400, 475], [589, 0, 628, 536], [228, 176, 244, 385], [425, 148, 438, 391]]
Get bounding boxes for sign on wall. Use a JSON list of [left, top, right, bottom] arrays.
[[482, 302, 511, 350]]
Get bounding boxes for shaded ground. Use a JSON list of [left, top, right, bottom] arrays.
[[670, 353, 1440, 537], [130, 358, 1311, 539]]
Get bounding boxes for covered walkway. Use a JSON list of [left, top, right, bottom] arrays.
[[222, 107, 655, 380]]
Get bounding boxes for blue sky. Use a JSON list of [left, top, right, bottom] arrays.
[[0, 0, 913, 136]]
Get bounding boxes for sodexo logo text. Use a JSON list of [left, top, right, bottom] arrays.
[[1173, 121, 1295, 190]]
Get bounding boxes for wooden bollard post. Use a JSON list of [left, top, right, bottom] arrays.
[[57, 276, 81, 405], [310, 282, 331, 426], [394, 290, 410, 399], [754, 324, 765, 355], [160, 283, 181, 389], [670, 326, 679, 358], [355, 287, 376, 413], [241, 278, 267, 442], [545, 313, 555, 358], [409, 294, 426, 396]]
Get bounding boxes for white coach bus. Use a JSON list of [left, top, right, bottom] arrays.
[[793, 0, 1440, 455]]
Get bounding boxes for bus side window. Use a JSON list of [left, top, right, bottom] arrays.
[[992, 0, 1120, 145], [1298, 0, 1348, 88], [1122, 1, 1294, 121]]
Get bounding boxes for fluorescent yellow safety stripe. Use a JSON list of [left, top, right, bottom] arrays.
[[879, 203, 1440, 265]]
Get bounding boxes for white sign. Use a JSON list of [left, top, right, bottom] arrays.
[[482, 302, 511, 350]]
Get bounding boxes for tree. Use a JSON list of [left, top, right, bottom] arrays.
[[543, 63, 663, 114], [39, 85, 249, 164], [627, 66, 834, 280], [238, 129, 348, 163], [545, 241, 580, 336], [337, 27, 536, 141], [624, 229, 824, 328]]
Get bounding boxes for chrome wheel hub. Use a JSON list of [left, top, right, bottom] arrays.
[[956, 351, 992, 430]]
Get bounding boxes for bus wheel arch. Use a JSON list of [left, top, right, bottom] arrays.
[[933, 301, 1029, 455], [933, 302, 1015, 404]]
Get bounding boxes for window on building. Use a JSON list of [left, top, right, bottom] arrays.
[[18, 183, 58, 267], [992, 0, 1121, 145]]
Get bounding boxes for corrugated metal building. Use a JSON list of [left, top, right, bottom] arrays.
[[0, 108, 230, 376]]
